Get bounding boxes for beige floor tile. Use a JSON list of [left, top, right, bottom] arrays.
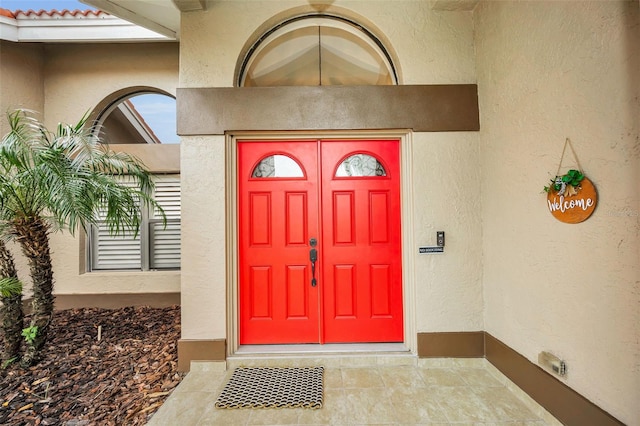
[[196, 405, 253, 426], [150, 357, 560, 426], [388, 386, 449, 423], [302, 357, 343, 369], [473, 386, 539, 422], [342, 388, 399, 424], [483, 361, 510, 385], [375, 355, 417, 367], [309, 357, 343, 369], [190, 361, 228, 373], [323, 368, 344, 388], [378, 366, 428, 388], [502, 380, 563, 426], [417, 358, 460, 368], [458, 367, 505, 387], [339, 356, 381, 368], [146, 391, 213, 426], [172, 371, 228, 394], [246, 407, 301, 425], [472, 422, 548, 426], [395, 424, 449, 426], [297, 389, 351, 425], [341, 367, 385, 388], [418, 367, 468, 386], [434, 386, 501, 423], [452, 358, 486, 368]]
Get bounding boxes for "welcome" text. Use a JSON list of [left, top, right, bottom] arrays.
[[547, 196, 594, 213]]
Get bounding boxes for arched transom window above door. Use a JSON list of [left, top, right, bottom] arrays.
[[239, 16, 398, 87]]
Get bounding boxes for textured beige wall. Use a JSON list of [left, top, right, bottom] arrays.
[[43, 43, 178, 127], [180, 0, 476, 87], [412, 132, 483, 332], [111, 144, 180, 173], [180, 135, 227, 339], [0, 41, 44, 136], [475, 2, 639, 424], [1, 42, 180, 297], [178, 2, 483, 342]]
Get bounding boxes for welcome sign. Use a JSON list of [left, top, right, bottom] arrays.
[[547, 177, 597, 223]]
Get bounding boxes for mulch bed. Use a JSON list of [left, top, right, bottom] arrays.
[[0, 305, 185, 425]]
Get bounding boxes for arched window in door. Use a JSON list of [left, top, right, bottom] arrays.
[[335, 153, 387, 177], [252, 154, 305, 178], [239, 15, 398, 87]]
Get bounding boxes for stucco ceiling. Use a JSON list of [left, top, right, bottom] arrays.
[[80, 0, 477, 41]]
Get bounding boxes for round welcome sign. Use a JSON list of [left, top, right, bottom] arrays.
[[546, 176, 597, 223]]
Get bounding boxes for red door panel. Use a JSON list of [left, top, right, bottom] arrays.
[[321, 139, 403, 343], [238, 139, 403, 345], [238, 141, 320, 344]]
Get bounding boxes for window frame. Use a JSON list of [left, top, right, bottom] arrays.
[[87, 174, 181, 272], [238, 14, 399, 87]]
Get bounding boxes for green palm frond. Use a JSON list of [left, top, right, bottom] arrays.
[[0, 109, 162, 238], [0, 276, 22, 298], [2, 110, 45, 168]]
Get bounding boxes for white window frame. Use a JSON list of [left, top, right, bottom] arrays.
[[88, 174, 181, 271]]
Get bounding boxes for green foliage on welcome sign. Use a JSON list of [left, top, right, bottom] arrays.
[[543, 169, 584, 193]]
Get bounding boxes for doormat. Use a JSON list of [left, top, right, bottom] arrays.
[[215, 366, 324, 409]]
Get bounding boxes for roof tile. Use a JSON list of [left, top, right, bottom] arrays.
[[0, 8, 16, 19], [13, 9, 107, 19]]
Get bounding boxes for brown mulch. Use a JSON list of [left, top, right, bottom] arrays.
[[0, 305, 185, 425]]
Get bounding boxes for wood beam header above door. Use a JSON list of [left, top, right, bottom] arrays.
[[177, 85, 479, 135]]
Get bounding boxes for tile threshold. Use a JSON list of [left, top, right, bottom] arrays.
[[232, 342, 411, 356]]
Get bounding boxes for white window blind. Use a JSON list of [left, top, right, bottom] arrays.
[[90, 175, 180, 271], [150, 176, 181, 269], [91, 226, 141, 270]]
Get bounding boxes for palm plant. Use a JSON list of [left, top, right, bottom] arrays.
[[0, 109, 162, 366], [0, 239, 23, 365]]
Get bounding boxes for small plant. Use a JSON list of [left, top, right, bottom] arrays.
[[22, 326, 38, 344], [1, 357, 17, 369], [543, 169, 584, 194]]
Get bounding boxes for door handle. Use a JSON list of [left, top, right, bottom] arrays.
[[310, 238, 317, 287]]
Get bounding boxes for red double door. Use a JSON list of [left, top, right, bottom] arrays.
[[238, 139, 402, 344]]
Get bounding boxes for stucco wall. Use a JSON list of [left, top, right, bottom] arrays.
[[1, 42, 181, 298], [0, 41, 44, 136], [43, 43, 178, 127], [475, 2, 639, 424], [180, 135, 227, 339], [412, 132, 483, 332], [178, 1, 483, 341], [180, 0, 476, 87]]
